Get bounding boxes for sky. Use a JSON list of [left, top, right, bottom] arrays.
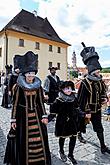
[[0, 0, 110, 68]]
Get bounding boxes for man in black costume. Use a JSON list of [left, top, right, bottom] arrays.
[[43, 67, 60, 122], [77, 43, 110, 154]]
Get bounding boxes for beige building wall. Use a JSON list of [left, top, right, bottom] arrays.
[[0, 34, 5, 71], [0, 30, 68, 81]]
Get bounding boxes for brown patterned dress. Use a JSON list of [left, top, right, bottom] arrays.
[[4, 76, 51, 165]]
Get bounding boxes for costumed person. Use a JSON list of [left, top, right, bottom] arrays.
[[4, 51, 51, 165], [1, 65, 12, 108], [103, 84, 110, 120], [0, 72, 5, 95], [50, 80, 85, 165], [43, 66, 60, 122], [77, 42, 110, 154], [8, 55, 21, 102]]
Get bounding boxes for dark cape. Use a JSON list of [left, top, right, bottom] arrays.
[[4, 75, 51, 165], [50, 92, 84, 137]]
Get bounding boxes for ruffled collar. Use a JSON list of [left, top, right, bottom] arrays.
[[17, 74, 41, 90], [58, 91, 75, 102], [86, 74, 102, 81]]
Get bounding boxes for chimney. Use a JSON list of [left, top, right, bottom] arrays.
[[33, 10, 37, 17]]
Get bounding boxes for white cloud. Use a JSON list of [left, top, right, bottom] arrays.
[[0, 0, 21, 29], [0, 0, 110, 67], [34, 0, 110, 67]]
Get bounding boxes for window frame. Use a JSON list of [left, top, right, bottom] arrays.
[[49, 45, 53, 52], [35, 42, 40, 50], [57, 47, 61, 53], [19, 39, 24, 47]]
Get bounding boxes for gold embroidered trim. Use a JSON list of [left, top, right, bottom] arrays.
[[28, 113, 36, 117], [28, 131, 40, 136], [12, 86, 19, 119], [25, 91, 36, 96], [29, 153, 44, 158], [29, 148, 43, 153], [28, 119, 37, 123], [29, 143, 42, 148], [29, 137, 41, 142], [28, 157, 45, 162], [28, 125, 38, 130]]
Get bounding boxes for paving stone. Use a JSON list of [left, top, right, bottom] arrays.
[[0, 94, 110, 165]]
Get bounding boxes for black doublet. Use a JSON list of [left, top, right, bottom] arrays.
[[78, 77, 107, 113], [47, 75, 60, 103]]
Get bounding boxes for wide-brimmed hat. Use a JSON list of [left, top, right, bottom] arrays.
[[59, 81, 75, 90], [13, 51, 38, 74], [48, 67, 58, 71]]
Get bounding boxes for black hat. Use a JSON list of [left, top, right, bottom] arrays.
[[14, 51, 38, 74], [80, 42, 102, 74], [59, 81, 75, 90], [13, 55, 23, 70], [5, 65, 13, 75], [48, 67, 58, 71]]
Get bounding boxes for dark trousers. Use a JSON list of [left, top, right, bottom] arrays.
[[59, 136, 76, 156], [91, 110, 105, 148]]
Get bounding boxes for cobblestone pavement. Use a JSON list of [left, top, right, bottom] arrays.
[[0, 93, 110, 165]]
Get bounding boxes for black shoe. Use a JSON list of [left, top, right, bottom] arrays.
[[59, 151, 67, 162], [68, 155, 77, 164], [101, 146, 110, 154], [78, 133, 86, 143]]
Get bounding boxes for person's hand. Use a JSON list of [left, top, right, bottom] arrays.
[[44, 95, 49, 101], [9, 91, 11, 96], [11, 122, 16, 130], [85, 113, 91, 119], [41, 118, 48, 125]]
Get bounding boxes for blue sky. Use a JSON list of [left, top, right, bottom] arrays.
[[0, 0, 110, 68]]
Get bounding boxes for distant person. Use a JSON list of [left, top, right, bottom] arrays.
[[43, 67, 60, 122], [8, 68, 20, 100], [1, 74, 10, 108], [0, 72, 5, 95], [8, 55, 21, 99]]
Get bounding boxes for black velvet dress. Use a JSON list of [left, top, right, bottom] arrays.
[[50, 91, 84, 137], [4, 75, 51, 165]]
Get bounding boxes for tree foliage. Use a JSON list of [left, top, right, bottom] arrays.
[[101, 68, 110, 73], [70, 70, 78, 78]]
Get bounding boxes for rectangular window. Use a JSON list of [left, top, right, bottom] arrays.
[[49, 45, 52, 52], [35, 42, 40, 49], [0, 48, 2, 57], [57, 47, 61, 53], [49, 62, 52, 68], [57, 62, 60, 70], [19, 39, 24, 47]]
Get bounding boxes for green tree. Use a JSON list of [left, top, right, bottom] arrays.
[[70, 70, 78, 78], [101, 68, 110, 73]]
